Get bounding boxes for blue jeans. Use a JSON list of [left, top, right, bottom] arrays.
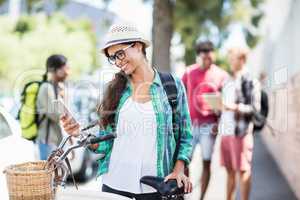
[[37, 142, 56, 160]]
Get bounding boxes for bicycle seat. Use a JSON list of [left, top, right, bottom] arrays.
[[140, 176, 184, 196]]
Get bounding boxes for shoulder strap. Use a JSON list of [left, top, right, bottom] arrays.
[[158, 72, 178, 110], [158, 72, 180, 164], [45, 82, 58, 144]]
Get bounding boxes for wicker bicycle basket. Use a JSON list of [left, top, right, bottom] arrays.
[[4, 161, 55, 200]]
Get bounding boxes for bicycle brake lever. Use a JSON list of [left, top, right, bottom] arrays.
[[57, 135, 72, 149]]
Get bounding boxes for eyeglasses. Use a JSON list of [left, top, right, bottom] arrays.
[[199, 49, 213, 54], [107, 43, 135, 65]]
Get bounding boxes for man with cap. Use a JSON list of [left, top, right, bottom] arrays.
[[61, 22, 193, 200], [182, 41, 229, 200]]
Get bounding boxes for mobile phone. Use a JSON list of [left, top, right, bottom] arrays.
[[52, 99, 77, 124]]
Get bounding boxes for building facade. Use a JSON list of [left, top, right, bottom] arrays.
[[249, 0, 300, 198]]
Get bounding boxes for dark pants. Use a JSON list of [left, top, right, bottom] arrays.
[[102, 184, 162, 200]]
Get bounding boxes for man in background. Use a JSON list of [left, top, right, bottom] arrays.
[[182, 41, 228, 200]]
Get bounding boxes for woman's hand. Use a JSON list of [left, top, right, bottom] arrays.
[[60, 113, 80, 136], [88, 143, 99, 151], [60, 114, 100, 151], [164, 160, 192, 194]]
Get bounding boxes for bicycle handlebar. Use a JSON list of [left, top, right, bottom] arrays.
[[48, 117, 118, 188], [56, 133, 116, 163], [87, 133, 117, 144]]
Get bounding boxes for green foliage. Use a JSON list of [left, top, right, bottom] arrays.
[[244, 28, 260, 48], [0, 14, 98, 89], [0, 0, 5, 6], [56, 0, 68, 9], [251, 11, 264, 27], [250, 0, 264, 7], [14, 16, 37, 35], [25, 0, 69, 13], [184, 47, 196, 66], [174, 0, 264, 65], [215, 52, 230, 72], [27, 0, 41, 12]]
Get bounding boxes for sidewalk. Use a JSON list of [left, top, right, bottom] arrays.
[[186, 134, 297, 200]]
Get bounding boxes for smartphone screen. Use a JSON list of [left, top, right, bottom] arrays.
[[52, 99, 77, 123]]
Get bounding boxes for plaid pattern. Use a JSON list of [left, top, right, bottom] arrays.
[[233, 72, 261, 136], [95, 70, 193, 177]]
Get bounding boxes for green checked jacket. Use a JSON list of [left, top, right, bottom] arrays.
[[95, 71, 193, 177]]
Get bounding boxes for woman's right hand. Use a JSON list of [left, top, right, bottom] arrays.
[[60, 114, 99, 150], [60, 113, 80, 136]]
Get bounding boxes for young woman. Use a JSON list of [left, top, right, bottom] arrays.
[[61, 23, 193, 200], [218, 47, 261, 200]]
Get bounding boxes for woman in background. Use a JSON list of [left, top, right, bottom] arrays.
[[218, 47, 261, 200]]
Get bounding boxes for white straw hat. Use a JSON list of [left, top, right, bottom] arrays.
[[101, 23, 151, 53]]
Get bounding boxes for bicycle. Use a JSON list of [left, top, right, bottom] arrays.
[[53, 135, 185, 200], [46, 131, 116, 189], [3, 125, 116, 200]]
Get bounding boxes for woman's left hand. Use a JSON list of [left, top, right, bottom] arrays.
[[164, 169, 192, 194]]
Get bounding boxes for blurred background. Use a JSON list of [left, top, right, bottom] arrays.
[[0, 0, 299, 199]]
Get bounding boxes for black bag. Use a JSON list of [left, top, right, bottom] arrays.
[[241, 76, 269, 132], [253, 89, 269, 131]]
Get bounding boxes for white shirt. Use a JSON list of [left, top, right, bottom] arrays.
[[218, 78, 236, 135], [102, 97, 158, 194]]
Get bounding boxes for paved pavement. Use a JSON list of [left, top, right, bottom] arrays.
[[57, 134, 298, 200], [248, 135, 297, 200], [186, 134, 298, 200]]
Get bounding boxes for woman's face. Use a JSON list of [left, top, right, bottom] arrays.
[[106, 42, 144, 75]]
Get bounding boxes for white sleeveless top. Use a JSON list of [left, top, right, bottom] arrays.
[[102, 97, 158, 194]]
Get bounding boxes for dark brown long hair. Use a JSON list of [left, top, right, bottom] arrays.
[[98, 42, 147, 129], [98, 71, 128, 128]]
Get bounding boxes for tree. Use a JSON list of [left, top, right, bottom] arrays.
[[26, 0, 68, 14], [151, 0, 174, 72], [0, 0, 5, 6], [87, 0, 264, 71], [174, 0, 229, 65], [151, 0, 264, 69], [0, 14, 97, 90]]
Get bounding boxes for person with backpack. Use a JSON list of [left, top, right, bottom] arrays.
[[182, 41, 229, 200], [218, 47, 261, 200], [60, 23, 193, 200], [35, 54, 70, 160]]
